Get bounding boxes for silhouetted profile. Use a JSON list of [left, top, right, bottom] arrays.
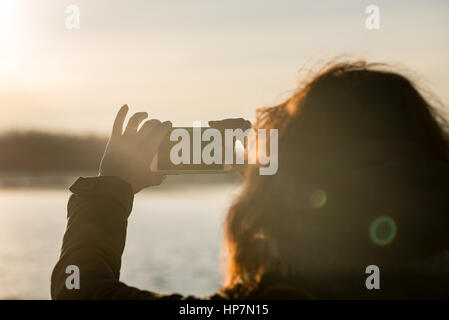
[[52, 61, 449, 299]]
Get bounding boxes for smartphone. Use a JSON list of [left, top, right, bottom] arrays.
[[152, 127, 232, 174]]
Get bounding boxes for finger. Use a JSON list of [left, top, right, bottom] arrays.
[[124, 112, 148, 135], [243, 120, 252, 129], [111, 105, 129, 138], [142, 121, 172, 159], [209, 118, 252, 130], [148, 121, 172, 144], [209, 118, 246, 125], [139, 119, 162, 136]]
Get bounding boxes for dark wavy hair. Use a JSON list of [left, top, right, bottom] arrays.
[[222, 60, 449, 296]]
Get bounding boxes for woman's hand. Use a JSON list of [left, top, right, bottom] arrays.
[[209, 118, 252, 176], [99, 105, 172, 193]]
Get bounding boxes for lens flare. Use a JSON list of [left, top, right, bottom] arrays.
[[369, 216, 397, 246], [309, 189, 327, 209]]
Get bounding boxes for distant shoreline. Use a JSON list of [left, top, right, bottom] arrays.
[[0, 170, 242, 190], [0, 131, 243, 190]]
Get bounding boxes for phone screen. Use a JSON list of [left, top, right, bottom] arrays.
[[156, 127, 228, 174]]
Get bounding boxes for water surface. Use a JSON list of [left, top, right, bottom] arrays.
[[0, 184, 240, 299]]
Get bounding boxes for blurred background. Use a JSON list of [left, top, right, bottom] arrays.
[[0, 0, 448, 299]]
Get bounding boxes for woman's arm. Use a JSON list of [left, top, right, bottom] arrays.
[[51, 105, 181, 299], [50, 176, 172, 299]]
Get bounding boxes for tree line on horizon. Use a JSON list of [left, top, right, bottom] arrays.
[[0, 131, 107, 172], [0, 130, 242, 188]]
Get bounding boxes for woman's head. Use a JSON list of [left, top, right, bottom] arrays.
[[223, 60, 449, 293]]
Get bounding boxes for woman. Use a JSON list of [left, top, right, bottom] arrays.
[[51, 61, 449, 299]]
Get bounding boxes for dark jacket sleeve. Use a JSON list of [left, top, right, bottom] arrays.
[[50, 176, 186, 300]]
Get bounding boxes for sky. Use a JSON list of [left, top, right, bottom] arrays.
[[0, 0, 449, 135]]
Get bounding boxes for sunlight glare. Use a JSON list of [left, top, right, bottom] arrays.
[[0, 0, 26, 76]]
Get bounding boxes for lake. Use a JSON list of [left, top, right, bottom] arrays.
[[0, 182, 242, 299]]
